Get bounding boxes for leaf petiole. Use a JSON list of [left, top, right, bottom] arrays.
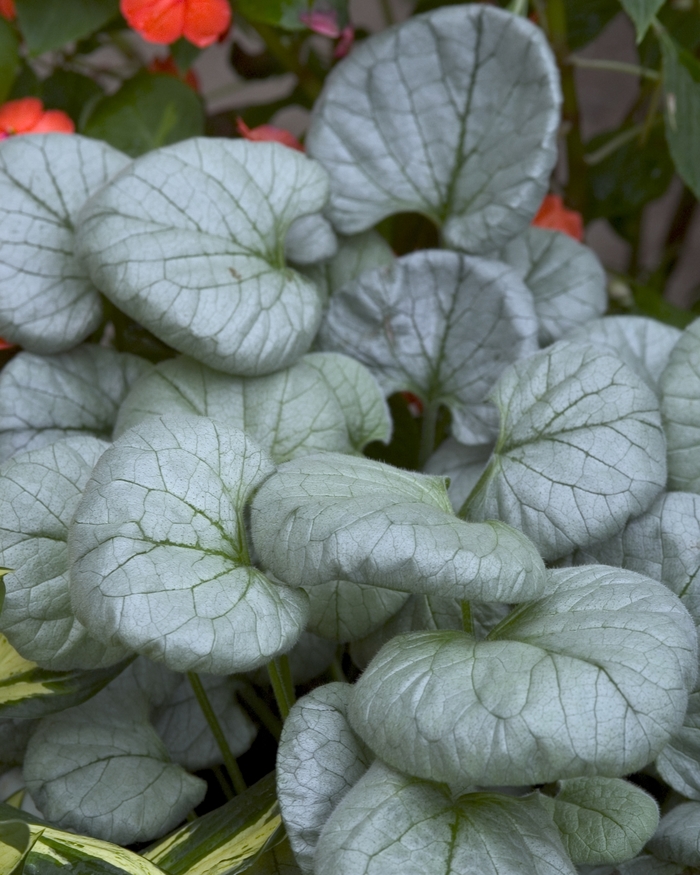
[[187, 672, 247, 796], [267, 654, 295, 720]]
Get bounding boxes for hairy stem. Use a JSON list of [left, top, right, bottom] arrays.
[[187, 672, 247, 795], [267, 654, 295, 720]]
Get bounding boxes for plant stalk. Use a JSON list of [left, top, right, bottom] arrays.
[[418, 403, 438, 469], [568, 56, 660, 81], [187, 672, 247, 795], [237, 682, 283, 740], [267, 654, 295, 720]]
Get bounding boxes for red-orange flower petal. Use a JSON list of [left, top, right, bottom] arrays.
[[236, 118, 304, 152], [0, 97, 44, 134], [121, 0, 184, 44], [532, 194, 584, 242], [183, 0, 231, 48], [30, 110, 75, 134], [0, 337, 16, 351], [0, 0, 16, 21]]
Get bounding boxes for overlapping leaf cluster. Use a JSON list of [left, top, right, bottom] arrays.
[[1, 5, 700, 875]]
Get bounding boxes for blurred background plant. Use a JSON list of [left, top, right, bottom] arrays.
[[1, 0, 699, 327]]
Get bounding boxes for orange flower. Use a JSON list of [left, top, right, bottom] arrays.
[[0, 98, 74, 138], [121, 0, 231, 48], [236, 118, 304, 152], [148, 55, 199, 90], [0, 0, 15, 21], [532, 194, 584, 241]]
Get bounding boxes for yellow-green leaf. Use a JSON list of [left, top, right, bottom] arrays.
[[0, 819, 31, 874], [0, 804, 165, 875], [144, 773, 287, 875], [0, 633, 129, 720]]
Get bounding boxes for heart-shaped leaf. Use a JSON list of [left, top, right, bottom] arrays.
[[539, 777, 658, 865], [76, 139, 330, 376], [647, 803, 700, 869], [69, 416, 308, 674], [277, 683, 372, 873], [23, 681, 206, 845], [0, 134, 129, 353], [463, 341, 667, 561], [319, 250, 538, 445], [660, 316, 700, 491], [657, 690, 700, 801], [498, 227, 606, 345], [0, 437, 130, 670], [574, 491, 700, 636], [315, 760, 575, 875], [568, 316, 681, 395], [0, 345, 151, 463], [348, 566, 697, 788], [114, 352, 390, 462], [306, 5, 561, 253], [302, 579, 409, 643], [250, 452, 546, 604]]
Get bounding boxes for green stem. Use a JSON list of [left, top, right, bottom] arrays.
[[379, 0, 394, 26], [186, 810, 199, 823], [267, 655, 295, 720], [546, 0, 588, 213], [237, 683, 283, 740], [568, 56, 660, 81], [211, 764, 234, 801], [506, 0, 528, 15], [330, 653, 347, 683], [187, 673, 247, 795], [461, 601, 475, 636], [583, 123, 645, 166], [418, 403, 438, 469]]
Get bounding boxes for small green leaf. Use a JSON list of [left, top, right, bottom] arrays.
[[24, 682, 207, 845], [39, 69, 103, 126], [0, 19, 19, 104], [82, 73, 204, 157], [143, 773, 283, 875], [540, 777, 659, 865], [15, 0, 119, 55], [237, 0, 347, 31], [619, 0, 666, 41], [0, 802, 168, 874], [170, 39, 202, 73], [661, 33, 700, 199], [0, 632, 128, 720]]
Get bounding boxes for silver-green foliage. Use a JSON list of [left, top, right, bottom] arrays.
[[69, 416, 308, 675]]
